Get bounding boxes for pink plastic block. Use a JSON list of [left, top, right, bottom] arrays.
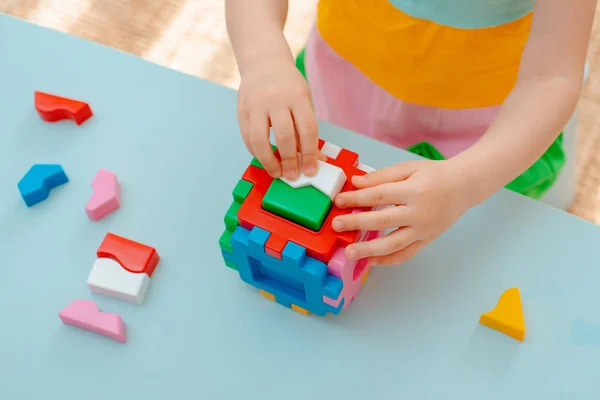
[[323, 210, 381, 309], [85, 169, 121, 221], [59, 299, 126, 343]]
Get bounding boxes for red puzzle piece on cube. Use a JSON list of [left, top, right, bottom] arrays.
[[237, 142, 368, 263], [97, 233, 160, 277], [35, 91, 93, 125]]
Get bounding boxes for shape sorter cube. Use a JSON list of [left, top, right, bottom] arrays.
[[87, 233, 160, 304], [219, 139, 381, 316]]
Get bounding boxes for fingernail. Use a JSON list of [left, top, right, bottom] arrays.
[[332, 220, 344, 231], [284, 169, 297, 179], [347, 248, 358, 259], [335, 197, 345, 207], [304, 165, 317, 176]]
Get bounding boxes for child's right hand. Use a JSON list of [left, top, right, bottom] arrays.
[[237, 58, 321, 180]]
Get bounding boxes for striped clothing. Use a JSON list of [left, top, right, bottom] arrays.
[[301, 0, 565, 198]]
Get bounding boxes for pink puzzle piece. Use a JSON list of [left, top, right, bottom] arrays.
[[59, 299, 126, 343], [323, 209, 381, 309], [85, 169, 121, 221]]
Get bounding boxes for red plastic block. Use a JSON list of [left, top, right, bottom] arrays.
[[238, 162, 366, 263], [96, 233, 159, 277], [265, 234, 287, 260], [34, 91, 93, 125]]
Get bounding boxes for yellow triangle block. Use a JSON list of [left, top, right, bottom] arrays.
[[479, 287, 526, 341]]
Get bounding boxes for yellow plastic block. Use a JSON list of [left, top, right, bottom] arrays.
[[479, 287, 526, 341], [291, 304, 309, 315], [361, 268, 371, 285], [259, 290, 275, 301]]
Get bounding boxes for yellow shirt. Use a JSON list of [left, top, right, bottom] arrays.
[[316, 0, 533, 109]]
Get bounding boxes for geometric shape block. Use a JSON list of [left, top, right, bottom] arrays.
[[17, 164, 69, 207], [238, 164, 363, 263], [230, 225, 344, 316], [219, 230, 233, 254], [259, 289, 276, 301], [34, 91, 93, 125], [320, 141, 342, 159], [361, 268, 371, 285], [223, 139, 380, 316], [291, 304, 309, 315], [87, 258, 151, 304], [224, 258, 238, 271], [323, 226, 381, 310], [85, 169, 121, 221], [58, 299, 126, 343], [232, 179, 254, 203], [96, 233, 159, 277], [325, 208, 381, 306], [224, 201, 242, 232], [479, 287, 526, 342], [262, 179, 332, 232], [280, 158, 346, 201], [265, 234, 287, 260]]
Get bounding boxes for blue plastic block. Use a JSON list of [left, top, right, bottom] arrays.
[[230, 225, 344, 316], [17, 164, 69, 207]]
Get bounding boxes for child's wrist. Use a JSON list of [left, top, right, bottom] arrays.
[[447, 148, 506, 207], [237, 36, 294, 77]]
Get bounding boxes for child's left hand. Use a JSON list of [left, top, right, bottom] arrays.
[[332, 159, 473, 266]]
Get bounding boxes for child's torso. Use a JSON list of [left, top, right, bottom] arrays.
[[315, 0, 535, 109], [388, 0, 535, 28]]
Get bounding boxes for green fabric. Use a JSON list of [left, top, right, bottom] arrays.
[[407, 135, 565, 199], [295, 47, 566, 199], [296, 48, 307, 81]]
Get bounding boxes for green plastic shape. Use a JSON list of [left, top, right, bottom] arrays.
[[262, 179, 332, 232], [219, 178, 254, 264]]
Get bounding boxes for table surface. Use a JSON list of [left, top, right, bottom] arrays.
[[1, 13, 600, 399]]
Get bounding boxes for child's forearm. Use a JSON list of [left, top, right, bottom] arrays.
[[451, 75, 581, 205], [449, 0, 595, 206], [225, 0, 294, 76]]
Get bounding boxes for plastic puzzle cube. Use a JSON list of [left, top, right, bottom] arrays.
[[219, 139, 381, 316]]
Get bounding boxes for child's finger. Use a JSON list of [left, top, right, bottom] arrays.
[[236, 108, 254, 155], [344, 227, 417, 260], [369, 239, 426, 267], [332, 206, 410, 232], [292, 100, 319, 176], [353, 162, 419, 188], [270, 107, 299, 180], [249, 111, 281, 178], [335, 182, 404, 208]]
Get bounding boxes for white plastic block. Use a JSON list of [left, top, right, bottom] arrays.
[[320, 141, 342, 159], [357, 162, 375, 173], [87, 258, 151, 304], [281, 159, 346, 200]]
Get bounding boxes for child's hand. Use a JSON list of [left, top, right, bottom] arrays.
[[332, 159, 473, 266], [237, 58, 321, 180]]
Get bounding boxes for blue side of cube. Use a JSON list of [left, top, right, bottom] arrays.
[[229, 225, 344, 316]]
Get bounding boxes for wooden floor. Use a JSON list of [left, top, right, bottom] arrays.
[[3, 0, 600, 222]]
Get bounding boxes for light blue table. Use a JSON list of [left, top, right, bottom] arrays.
[[1, 13, 599, 399]]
